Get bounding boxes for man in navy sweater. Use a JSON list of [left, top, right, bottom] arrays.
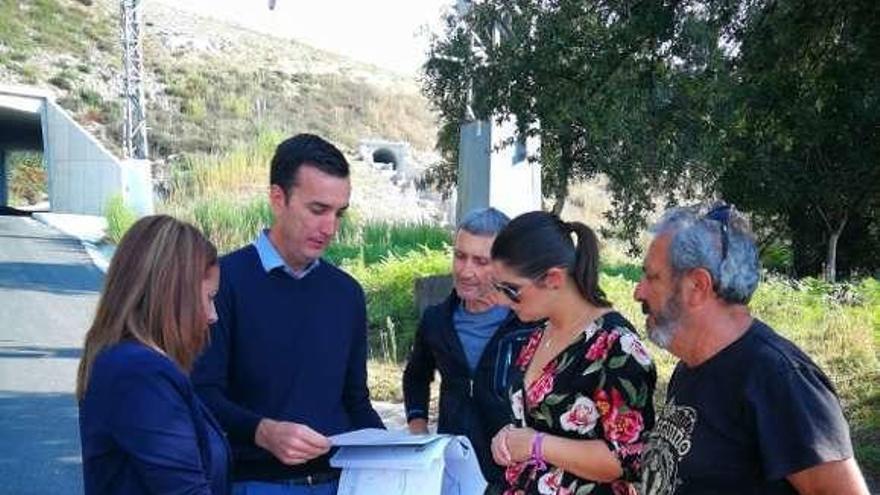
[[192, 134, 384, 494]]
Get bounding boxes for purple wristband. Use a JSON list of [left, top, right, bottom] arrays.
[[530, 432, 547, 470]]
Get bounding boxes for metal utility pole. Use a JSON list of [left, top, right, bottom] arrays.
[[120, 0, 149, 160]]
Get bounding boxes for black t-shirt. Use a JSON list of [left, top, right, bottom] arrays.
[[640, 319, 853, 495]]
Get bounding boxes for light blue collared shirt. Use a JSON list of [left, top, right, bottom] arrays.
[[252, 229, 320, 279]]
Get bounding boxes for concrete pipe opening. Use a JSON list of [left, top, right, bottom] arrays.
[[372, 148, 397, 169]]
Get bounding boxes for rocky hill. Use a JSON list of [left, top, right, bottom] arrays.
[[0, 0, 438, 159]]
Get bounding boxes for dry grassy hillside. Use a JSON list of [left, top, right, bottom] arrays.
[[0, 0, 438, 159]]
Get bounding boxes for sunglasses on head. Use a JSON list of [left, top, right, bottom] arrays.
[[704, 203, 732, 262]]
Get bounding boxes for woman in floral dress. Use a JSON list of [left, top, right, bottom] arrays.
[[489, 211, 656, 495]]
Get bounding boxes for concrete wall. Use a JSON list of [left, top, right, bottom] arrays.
[[456, 117, 541, 222], [43, 101, 125, 215], [0, 85, 153, 216], [456, 120, 492, 219]]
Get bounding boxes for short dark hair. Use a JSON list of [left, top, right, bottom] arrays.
[[491, 211, 610, 307], [270, 134, 350, 198]]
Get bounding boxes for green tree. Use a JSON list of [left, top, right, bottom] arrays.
[[716, 0, 880, 281], [423, 0, 690, 214], [424, 0, 880, 279]]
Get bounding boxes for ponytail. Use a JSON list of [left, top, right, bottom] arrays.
[[565, 221, 611, 307]]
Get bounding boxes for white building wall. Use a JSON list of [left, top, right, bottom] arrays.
[[456, 117, 541, 223]]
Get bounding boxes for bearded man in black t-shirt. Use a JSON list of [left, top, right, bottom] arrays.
[[634, 203, 870, 495]]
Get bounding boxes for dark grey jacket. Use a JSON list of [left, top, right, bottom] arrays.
[[402, 291, 538, 484]]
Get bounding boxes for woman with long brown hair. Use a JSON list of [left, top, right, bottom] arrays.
[[489, 211, 656, 495], [77, 215, 229, 494]]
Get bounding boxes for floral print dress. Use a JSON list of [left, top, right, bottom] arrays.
[[504, 311, 656, 495]]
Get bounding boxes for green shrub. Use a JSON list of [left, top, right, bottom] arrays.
[[7, 152, 46, 206], [49, 71, 75, 90], [221, 94, 251, 118], [19, 63, 39, 83], [78, 88, 103, 107], [345, 247, 451, 362], [182, 97, 208, 122], [600, 261, 642, 283], [105, 195, 138, 244], [761, 242, 794, 274]]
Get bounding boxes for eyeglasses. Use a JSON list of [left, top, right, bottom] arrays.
[[704, 203, 732, 262]]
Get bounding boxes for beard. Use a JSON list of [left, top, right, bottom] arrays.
[[645, 289, 683, 349]]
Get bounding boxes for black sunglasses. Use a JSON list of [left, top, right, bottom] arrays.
[[493, 280, 524, 303], [704, 203, 732, 262], [492, 272, 548, 303]]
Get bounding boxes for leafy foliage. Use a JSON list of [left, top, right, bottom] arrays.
[[713, 0, 880, 280], [345, 247, 451, 362], [423, 0, 880, 278], [7, 151, 46, 206]]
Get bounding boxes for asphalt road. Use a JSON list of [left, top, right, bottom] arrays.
[[0, 216, 102, 495]]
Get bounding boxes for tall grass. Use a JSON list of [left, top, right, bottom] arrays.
[[160, 128, 451, 257], [105, 195, 137, 244], [168, 130, 281, 202], [327, 220, 451, 266], [179, 197, 274, 253]]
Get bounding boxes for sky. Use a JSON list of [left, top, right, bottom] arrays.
[[151, 0, 453, 76]]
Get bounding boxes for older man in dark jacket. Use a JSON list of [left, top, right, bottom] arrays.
[[403, 208, 536, 492]]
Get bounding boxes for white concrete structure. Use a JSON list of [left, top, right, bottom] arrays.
[[456, 117, 541, 222], [0, 84, 153, 216]]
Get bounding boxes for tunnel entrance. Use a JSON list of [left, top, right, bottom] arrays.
[[372, 148, 398, 169], [0, 101, 48, 213]]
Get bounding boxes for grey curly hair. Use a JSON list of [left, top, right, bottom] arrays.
[[651, 203, 760, 304]]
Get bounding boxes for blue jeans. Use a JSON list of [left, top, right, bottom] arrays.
[[232, 479, 338, 495]]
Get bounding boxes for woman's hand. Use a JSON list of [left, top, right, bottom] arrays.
[[505, 426, 538, 464], [491, 424, 514, 466], [491, 425, 538, 466]]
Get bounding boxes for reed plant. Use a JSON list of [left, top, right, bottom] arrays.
[[105, 195, 138, 245], [168, 129, 280, 202]]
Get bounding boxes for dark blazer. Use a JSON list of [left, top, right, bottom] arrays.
[[79, 341, 230, 495], [403, 291, 538, 484]]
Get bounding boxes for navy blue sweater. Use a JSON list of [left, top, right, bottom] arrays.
[[191, 246, 383, 481]]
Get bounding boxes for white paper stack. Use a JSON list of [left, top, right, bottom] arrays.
[[329, 428, 487, 495]]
